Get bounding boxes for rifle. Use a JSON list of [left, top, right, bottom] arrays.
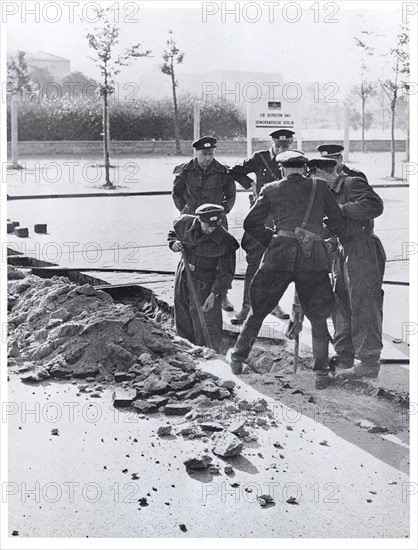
[[285, 290, 304, 373], [181, 249, 213, 349]]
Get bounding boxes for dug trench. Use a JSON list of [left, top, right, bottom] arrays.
[[7, 265, 409, 482]]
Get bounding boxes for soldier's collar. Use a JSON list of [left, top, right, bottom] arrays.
[[330, 174, 345, 193], [269, 147, 276, 160], [188, 218, 223, 243]]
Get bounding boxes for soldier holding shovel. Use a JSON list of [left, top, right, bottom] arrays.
[[168, 204, 239, 352]]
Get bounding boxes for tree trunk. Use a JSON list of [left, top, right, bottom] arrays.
[[361, 85, 365, 153], [11, 94, 19, 168], [390, 99, 396, 178], [406, 96, 410, 162], [171, 71, 181, 155], [103, 88, 112, 187], [381, 90, 385, 131]]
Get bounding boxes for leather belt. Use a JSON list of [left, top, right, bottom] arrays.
[[187, 263, 213, 273], [276, 229, 323, 241]]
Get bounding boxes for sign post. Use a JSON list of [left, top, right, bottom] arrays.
[[344, 105, 350, 162], [193, 101, 201, 143], [246, 101, 252, 158]]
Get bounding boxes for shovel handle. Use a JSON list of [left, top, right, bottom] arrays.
[[181, 250, 213, 349]]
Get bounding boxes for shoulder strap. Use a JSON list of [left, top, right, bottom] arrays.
[[259, 153, 278, 181], [342, 176, 352, 204], [301, 177, 318, 229]]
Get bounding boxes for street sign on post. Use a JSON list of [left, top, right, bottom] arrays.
[[344, 105, 350, 162], [247, 96, 302, 154]]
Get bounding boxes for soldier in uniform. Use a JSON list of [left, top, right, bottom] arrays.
[[227, 152, 346, 389], [172, 136, 239, 312], [317, 144, 368, 182], [227, 128, 295, 324], [307, 157, 386, 379], [168, 204, 239, 353]]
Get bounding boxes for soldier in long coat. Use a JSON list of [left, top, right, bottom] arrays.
[[168, 204, 239, 352], [308, 157, 386, 379]]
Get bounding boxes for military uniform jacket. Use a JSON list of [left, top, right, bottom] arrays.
[[329, 174, 383, 243], [341, 164, 368, 182], [172, 158, 237, 215], [244, 174, 346, 271], [168, 215, 239, 295], [227, 148, 283, 195]]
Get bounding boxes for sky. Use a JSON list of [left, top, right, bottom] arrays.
[[4, 0, 406, 92]]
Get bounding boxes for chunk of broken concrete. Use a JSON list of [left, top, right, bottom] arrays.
[[157, 425, 172, 437], [114, 372, 127, 383], [113, 388, 137, 408], [164, 404, 192, 416], [183, 454, 212, 470], [228, 420, 247, 437], [212, 432, 244, 458], [132, 400, 157, 414], [148, 395, 169, 408], [199, 422, 224, 432]]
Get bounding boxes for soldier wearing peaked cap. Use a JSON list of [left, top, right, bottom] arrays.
[[308, 156, 386, 380], [226, 128, 296, 325], [227, 152, 346, 390], [317, 144, 368, 182], [168, 204, 239, 351], [172, 136, 237, 220], [172, 136, 239, 312]]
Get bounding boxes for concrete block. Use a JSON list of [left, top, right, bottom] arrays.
[[15, 227, 29, 238], [34, 224, 47, 234]]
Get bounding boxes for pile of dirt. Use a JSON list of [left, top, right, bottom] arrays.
[[7, 270, 236, 408]]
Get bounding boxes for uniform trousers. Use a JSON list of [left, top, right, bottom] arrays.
[[231, 269, 334, 369], [332, 235, 386, 366]]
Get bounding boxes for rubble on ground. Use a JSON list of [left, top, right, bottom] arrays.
[[7, 272, 237, 412]]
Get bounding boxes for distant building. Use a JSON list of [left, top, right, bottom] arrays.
[[8, 50, 71, 80], [179, 69, 283, 109]]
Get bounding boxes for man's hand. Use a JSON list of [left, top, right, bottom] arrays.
[[172, 240, 184, 252], [202, 292, 215, 312]]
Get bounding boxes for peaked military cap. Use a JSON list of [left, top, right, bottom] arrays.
[[192, 136, 217, 150], [307, 158, 338, 169], [195, 203, 224, 225], [269, 128, 295, 141], [276, 150, 308, 167], [317, 144, 344, 157]]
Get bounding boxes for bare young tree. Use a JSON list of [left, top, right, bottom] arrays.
[[356, 26, 409, 177], [351, 82, 376, 152], [353, 36, 377, 152], [381, 26, 409, 177], [161, 30, 184, 155], [86, 7, 151, 188]]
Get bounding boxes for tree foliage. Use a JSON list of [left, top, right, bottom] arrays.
[[7, 51, 34, 96]]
